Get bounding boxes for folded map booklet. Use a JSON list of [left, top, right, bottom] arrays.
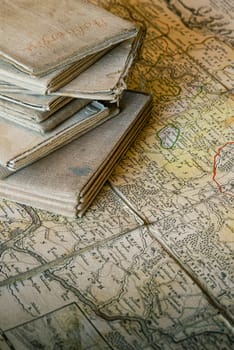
[[0, 101, 118, 178], [0, 31, 143, 99], [0, 50, 108, 94], [0, 0, 139, 93], [0, 91, 152, 217], [0, 97, 90, 132], [0, 0, 138, 75], [0, 89, 72, 112], [53, 33, 144, 101]]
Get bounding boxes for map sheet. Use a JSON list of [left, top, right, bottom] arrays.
[[0, 0, 233, 349]]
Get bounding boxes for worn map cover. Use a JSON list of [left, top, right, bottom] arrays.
[[0, 91, 152, 217], [0, 101, 117, 178], [0, 0, 138, 76], [0, 97, 90, 132]]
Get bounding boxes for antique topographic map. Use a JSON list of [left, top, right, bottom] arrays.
[[0, 0, 233, 349]]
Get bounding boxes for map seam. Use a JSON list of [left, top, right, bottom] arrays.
[[147, 225, 234, 327], [106, 183, 234, 325], [0, 223, 147, 288], [107, 180, 150, 224]]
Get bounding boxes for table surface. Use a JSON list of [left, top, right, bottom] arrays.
[[0, 1, 233, 349]]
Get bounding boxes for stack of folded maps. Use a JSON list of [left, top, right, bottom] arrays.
[[0, 0, 152, 217]]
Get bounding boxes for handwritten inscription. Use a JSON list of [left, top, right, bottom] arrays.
[[22, 19, 107, 54]]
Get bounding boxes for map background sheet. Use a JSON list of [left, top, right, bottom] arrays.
[[0, 0, 233, 349]]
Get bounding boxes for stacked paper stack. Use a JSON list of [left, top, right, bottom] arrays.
[[0, 0, 152, 217]]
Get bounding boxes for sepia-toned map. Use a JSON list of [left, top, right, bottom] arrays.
[[0, 0, 233, 349]]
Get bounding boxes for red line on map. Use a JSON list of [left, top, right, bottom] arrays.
[[213, 141, 234, 195]]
